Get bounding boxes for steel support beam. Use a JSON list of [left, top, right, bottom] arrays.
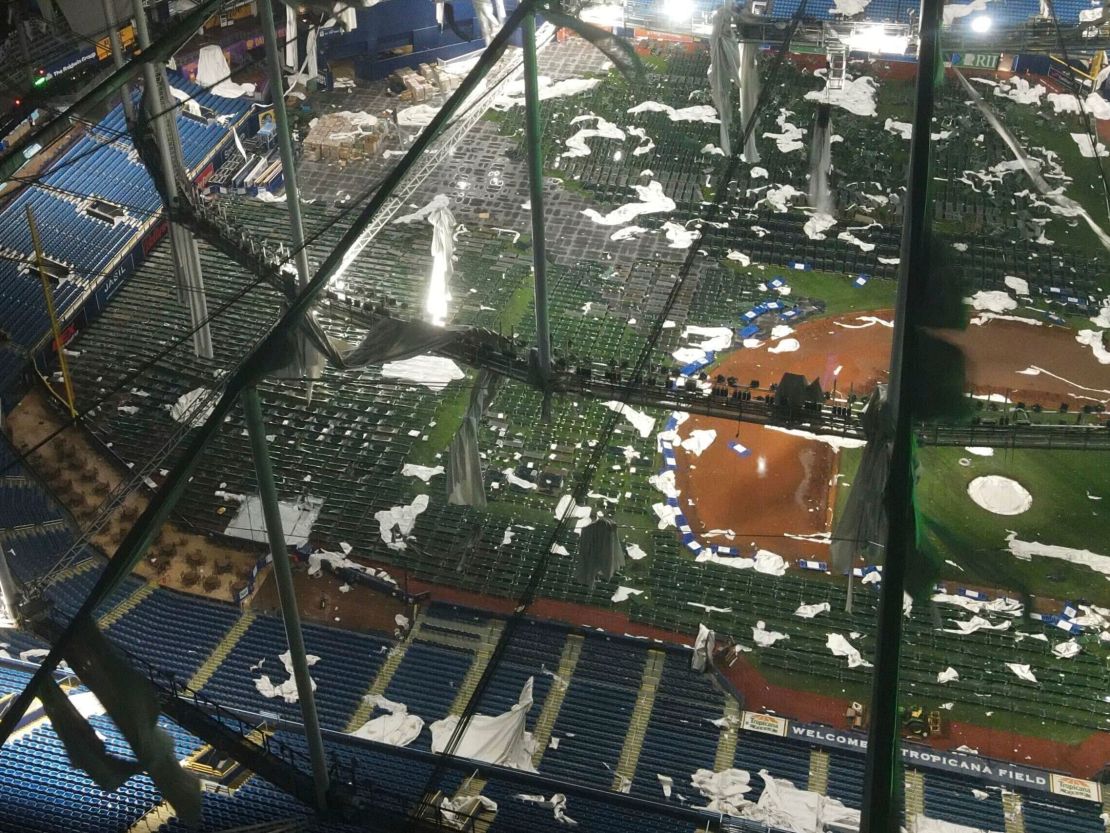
[[241, 387, 330, 810], [258, 0, 321, 394], [131, 0, 213, 360], [860, 0, 943, 829], [100, 0, 135, 122], [522, 14, 552, 384], [258, 0, 312, 290]]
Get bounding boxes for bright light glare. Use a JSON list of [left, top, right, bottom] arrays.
[[662, 0, 694, 20], [970, 15, 992, 32], [426, 252, 450, 327], [844, 27, 910, 54], [579, 3, 624, 26]]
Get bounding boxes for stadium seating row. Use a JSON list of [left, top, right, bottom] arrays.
[[0, 75, 251, 395], [0, 423, 1103, 829]]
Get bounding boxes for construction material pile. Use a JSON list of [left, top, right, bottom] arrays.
[[302, 111, 387, 163]]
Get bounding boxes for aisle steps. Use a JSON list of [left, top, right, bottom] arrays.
[[611, 649, 665, 793], [97, 581, 154, 628], [343, 613, 424, 733], [44, 556, 97, 586], [530, 633, 584, 767], [448, 620, 506, 715], [126, 800, 177, 833], [905, 769, 926, 820], [1002, 791, 1026, 833], [713, 696, 742, 771], [808, 748, 830, 795], [187, 609, 256, 692]]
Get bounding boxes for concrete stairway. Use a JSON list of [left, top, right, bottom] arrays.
[[447, 619, 506, 715], [1002, 790, 1026, 833], [713, 696, 742, 771], [905, 770, 926, 822], [187, 609, 256, 691], [126, 800, 179, 833], [343, 613, 425, 733], [530, 633, 584, 767], [808, 748, 830, 795], [43, 556, 97, 586], [611, 649, 665, 793], [428, 774, 498, 833], [97, 581, 154, 628]]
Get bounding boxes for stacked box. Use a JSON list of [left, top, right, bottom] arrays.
[[302, 112, 387, 162]]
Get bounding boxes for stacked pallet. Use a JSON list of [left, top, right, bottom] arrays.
[[391, 62, 462, 103], [302, 111, 386, 163]]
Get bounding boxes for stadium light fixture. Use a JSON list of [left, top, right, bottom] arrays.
[[970, 14, 992, 32], [844, 26, 910, 54], [662, 0, 695, 21]]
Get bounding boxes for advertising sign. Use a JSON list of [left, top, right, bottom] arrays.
[[742, 711, 789, 737]]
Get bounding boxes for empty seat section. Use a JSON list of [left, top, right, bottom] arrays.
[[383, 641, 474, 749], [105, 587, 240, 682], [540, 638, 639, 788], [0, 719, 161, 832], [200, 612, 387, 730], [0, 482, 63, 528], [733, 731, 811, 789], [0, 88, 250, 363], [0, 662, 35, 693], [2, 524, 75, 583], [922, 771, 1006, 831], [1022, 791, 1107, 833], [826, 748, 865, 808], [42, 561, 144, 621], [632, 650, 724, 798]]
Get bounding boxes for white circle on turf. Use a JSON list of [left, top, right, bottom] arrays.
[[967, 475, 1032, 516], [958, 458, 972, 467]]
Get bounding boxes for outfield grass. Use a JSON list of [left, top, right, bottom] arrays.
[[409, 269, 538, 465], [723, 261, 898, 319], [939, 700, 1095, 745], [784, 269, 898, 317], [406, 375, 473, 468], [873, 74, 915, 124], [754, 656, 873, 703], [834, 445, 863, 521], [994, 101, 1109, 256], [499, 267, 540, 333], [914, 446, 1110, 607]]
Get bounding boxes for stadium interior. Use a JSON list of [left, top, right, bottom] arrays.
[[0, 0, 1108, 831]]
